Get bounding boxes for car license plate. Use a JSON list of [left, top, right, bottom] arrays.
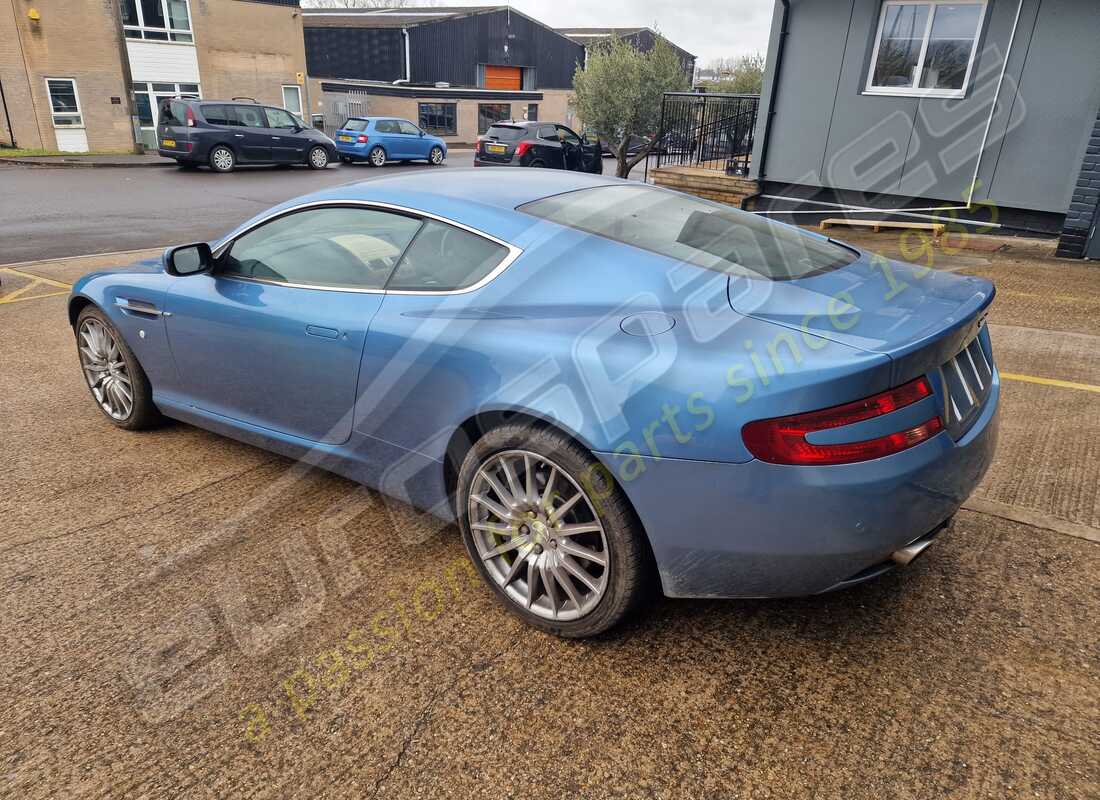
[[338, 135, 354, 142], [487, 143, 507, 154], [162, 139, 175, 148]]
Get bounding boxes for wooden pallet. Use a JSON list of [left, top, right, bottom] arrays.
[[819, 218, 945, 240]]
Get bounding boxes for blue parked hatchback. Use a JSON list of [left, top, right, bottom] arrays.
[[335, 117, 447, 167]]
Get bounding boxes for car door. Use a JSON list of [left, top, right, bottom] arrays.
[[555, 125, 583, 171], [578, 131, 603, 174], [264, 106, 304, 163], [536, 124, 566, 168], [228, 104, 272, 162], [375, 119, 405, 158], [162, 205, 423, 444], [397, 119, 429, 159]]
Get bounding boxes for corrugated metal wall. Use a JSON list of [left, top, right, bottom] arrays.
[[304, 27, 404, 81], [407, 10, 584, 89]]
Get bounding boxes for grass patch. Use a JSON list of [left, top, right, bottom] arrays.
[[0, 148, 141, 158]]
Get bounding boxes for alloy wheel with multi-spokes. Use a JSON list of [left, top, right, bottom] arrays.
[[468, 449, 610, 622], [78, 317, 133, 421], [308, 146, 329, 170], [429, 146, 444, 165]]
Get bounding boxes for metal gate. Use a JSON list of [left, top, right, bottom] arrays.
[[655, 92, 760, 176]]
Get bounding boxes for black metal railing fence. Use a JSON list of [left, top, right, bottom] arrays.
[[655, 92, 760, 176]]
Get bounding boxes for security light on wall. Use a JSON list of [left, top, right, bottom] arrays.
[[27, 8, 40, 20]]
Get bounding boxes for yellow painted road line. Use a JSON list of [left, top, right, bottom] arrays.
[[0, 289, 69, 304], [1001, 372, 1100, 395], [0, 266, 73, 289]]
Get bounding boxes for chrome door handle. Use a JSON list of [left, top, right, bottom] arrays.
[[305, 325, 340, 339], [272, 136, 281, 140], [234, 134, 244, 138]]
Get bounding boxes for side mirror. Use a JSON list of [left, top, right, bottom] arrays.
[[419, 130, 425, 137], [165, 242, 213, 276]]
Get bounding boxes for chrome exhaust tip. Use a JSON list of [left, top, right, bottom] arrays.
[[891, 538, 934, 566]]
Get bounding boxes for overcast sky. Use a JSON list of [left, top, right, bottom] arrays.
[[440, 1, 776, 66]]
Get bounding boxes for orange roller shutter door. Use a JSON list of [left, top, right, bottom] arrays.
[[484, 65, 522, 90]]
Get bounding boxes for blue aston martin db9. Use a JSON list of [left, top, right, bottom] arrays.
[[70, 169, 999, 637]]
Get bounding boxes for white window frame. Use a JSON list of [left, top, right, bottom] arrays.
[[45, 78, 84, 129], [122, 0, 194, 44], [864, 0, 987, 99], [132, 81, 202, 131], [282, 85, 303, 115]]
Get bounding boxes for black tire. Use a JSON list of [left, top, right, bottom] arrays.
[[367, 146, 386, 168], [209, 145, 235, 173], [75, 306, 163, 431], [177, 160, 198, 171], [429, 146, 444, 165], [529, 159, 545, 169], [307, 146, 329, 170], [456, 423, 650, 638]]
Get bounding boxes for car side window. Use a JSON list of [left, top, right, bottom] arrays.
[[222, 207, 423, 290], [376, 120, 397, 134], [201, 104, 231, 126], [386, 220, 508, 292], [397, 121, 421, 136], [265, 107, 298, 130], [231, 105, 267, 129], [556, 126, 581, 146], [537, 125, 556, 140]]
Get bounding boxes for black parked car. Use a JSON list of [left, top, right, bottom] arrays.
[[157, 98, 338, 173], [474, 121, 602, 173]]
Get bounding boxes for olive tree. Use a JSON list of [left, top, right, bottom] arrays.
[[572, 36, 690, 179]]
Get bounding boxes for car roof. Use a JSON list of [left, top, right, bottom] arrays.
[[225, 169, 622, 245]]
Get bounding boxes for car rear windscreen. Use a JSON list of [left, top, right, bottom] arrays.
[[159, 99, 189, 125], [519, 184, 857, 280], [343, 119, 369, 132], [484, 125, 525, 141]]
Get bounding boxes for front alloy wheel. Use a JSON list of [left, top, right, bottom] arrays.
[[75, 307, 161, 430], [458, 424, 649, 637], [78, 317, 133, 421], [308, 146, 329, 170], [429, 146, 444, 165]]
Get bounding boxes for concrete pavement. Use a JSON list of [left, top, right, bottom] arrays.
[[0, 237, 1097, 799]]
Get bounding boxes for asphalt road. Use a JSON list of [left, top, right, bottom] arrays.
[[1, 232, 1097, 798], [0, 154, 658, 266], [0, 153, 474, 265]]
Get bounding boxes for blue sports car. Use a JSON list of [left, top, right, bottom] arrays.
[[69, 170, 999, 637]]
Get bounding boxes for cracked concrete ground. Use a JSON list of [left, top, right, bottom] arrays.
[[1, 237, 1098, 799]]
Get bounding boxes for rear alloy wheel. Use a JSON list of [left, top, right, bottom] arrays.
[[308, 146, 329, 170], [429, 146, 444, 165], [75, 307, 162, 430], [458, 424, 649, 637], [368, 146, 386, 167], [529, 159, 545, 169], [209, 146, 235, 173]]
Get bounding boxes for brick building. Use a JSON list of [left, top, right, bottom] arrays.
[[1, 0, 307, 153]]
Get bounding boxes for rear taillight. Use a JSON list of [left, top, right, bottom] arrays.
[[186, 106, 195, 128], [515, 141, 532, 157], [475, 139, 483, 154], [357, 134, 368, 143], [741, 377, 942, 466]]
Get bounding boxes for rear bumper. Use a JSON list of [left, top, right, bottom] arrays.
[[600, 371, 1000, 599], [473, 157, 519, 167]]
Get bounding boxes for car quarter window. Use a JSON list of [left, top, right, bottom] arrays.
[[222, 207, 423, 290], [537, 125, 556, 140], [386, 220, 508, 292], [397, 120, 421, 136], [375, 120, 399, 133], [201, 104, 232, 126], [231, 105, 267, 128], [265, 107, 298, 129]]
